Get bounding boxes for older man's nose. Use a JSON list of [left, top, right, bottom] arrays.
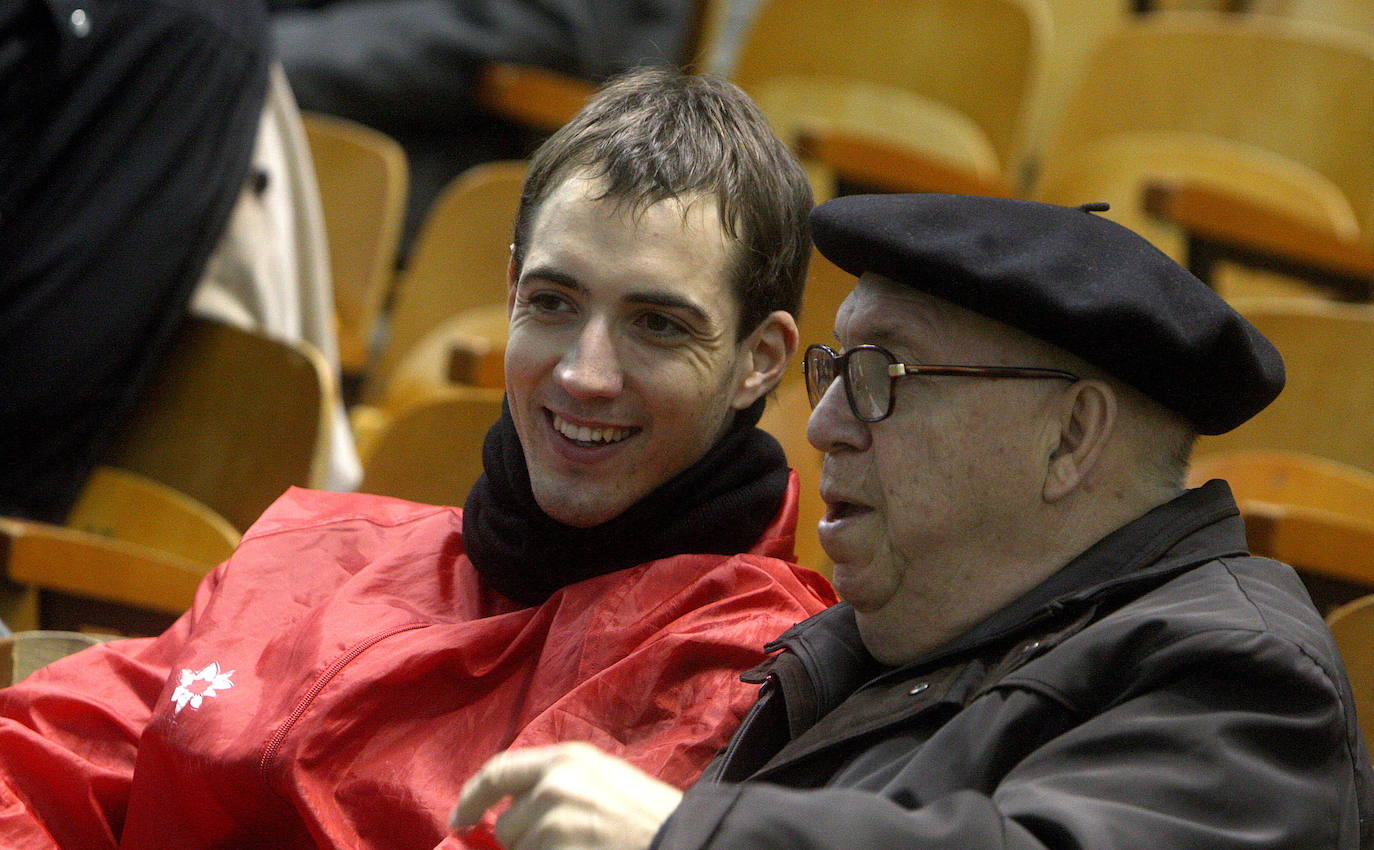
[[807, 372, 869, 453]]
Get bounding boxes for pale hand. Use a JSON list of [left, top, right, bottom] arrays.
[[451, 742, 684, 850]]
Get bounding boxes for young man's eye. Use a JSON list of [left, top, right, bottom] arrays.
[[637, 311, 688, 339], [527, 291, 573, 315]]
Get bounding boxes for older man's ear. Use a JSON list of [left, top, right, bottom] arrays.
[[1042, 380, 1117, 503]]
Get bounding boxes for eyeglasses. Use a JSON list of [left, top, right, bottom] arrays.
[[803, 343, 1080, 422]]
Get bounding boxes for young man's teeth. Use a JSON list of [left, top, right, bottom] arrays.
[[555, 415, 630, 444]]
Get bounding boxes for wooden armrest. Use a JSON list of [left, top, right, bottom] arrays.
[[447, 338, 505, 389], [0, 518, 206, 616], [1240, 500, 1374, 587], [0, 630, 119, 685], [1132, 0, 1252, 12], [795, 127, 1013, 198], [1143, 179, 1374, 299], [475, 63, 598, 134]]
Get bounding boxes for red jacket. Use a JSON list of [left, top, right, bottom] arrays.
[[0, 482, 835, 849]]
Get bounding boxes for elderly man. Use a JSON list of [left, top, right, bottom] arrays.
[[455, 194, 1374, 849], [0, 69, 835, 848]]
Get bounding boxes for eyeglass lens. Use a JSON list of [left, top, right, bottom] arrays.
[[804, 346, 835, 408], [848, 348, 892, 420], [805, 346, 893, 421]]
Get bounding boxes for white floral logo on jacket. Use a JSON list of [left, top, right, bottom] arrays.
[[171, 662, 236, 713]]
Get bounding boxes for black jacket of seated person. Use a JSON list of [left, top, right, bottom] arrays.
[[271, 0, 696, 247], [0, 0, 269, 522], [652, 481, 1374, 849]]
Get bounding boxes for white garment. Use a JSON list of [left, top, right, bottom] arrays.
[[192, 64, 362, 492]]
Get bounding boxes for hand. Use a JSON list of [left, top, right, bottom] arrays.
[[451, 742, 684, 850]]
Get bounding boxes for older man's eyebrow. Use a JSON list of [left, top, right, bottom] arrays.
[[866, 327, 909, 346], [839, 325, 907, 349]]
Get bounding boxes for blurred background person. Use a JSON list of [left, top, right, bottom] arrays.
[[271, 0, 699, 245], [0, 0, 272, 523]]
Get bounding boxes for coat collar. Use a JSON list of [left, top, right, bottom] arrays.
[[758, 480, 1250, 714], [722, 481, 1253, 781]]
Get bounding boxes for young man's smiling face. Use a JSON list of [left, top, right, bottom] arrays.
[[504, 171, 765, 528]]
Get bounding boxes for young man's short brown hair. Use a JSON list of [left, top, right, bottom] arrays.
[[512, 67, 813, 339]]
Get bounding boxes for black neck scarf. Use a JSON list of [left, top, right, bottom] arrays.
[[463, 397, 790, 606]]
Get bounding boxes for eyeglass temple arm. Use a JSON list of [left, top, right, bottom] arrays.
[[888, 364, 1079, 381]]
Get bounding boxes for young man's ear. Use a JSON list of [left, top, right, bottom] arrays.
[[1043, 379, 1117, 502], [732, 310, 799, 410], [505, 253, 519, 315]]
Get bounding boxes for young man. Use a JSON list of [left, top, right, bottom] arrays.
[[455, 194, 1374, 849], [0, 69, 834, 848]]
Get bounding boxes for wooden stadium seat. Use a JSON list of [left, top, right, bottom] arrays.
[[0, 517, 208, 636], [1249, 0, 1374, 39], [66, 466, 240, 566], [102, 316, 335, 532], [1188, 450, 1374, 608], [733, 0, 1048, 197], [377, 304, 510, 414], [367, 161, 525, 403], [472, 0, 730, 136], [1325, 594, 1374, 744], [1034, 12, 1374, 298], [1193, 298, 1374, 474], [759, 381, 830, 579], [1189, 450, 1374, 519], [1143, 179, 1374, 300], [0, 630, 119, 687], [475, 64, 600, 137], [356, 387, 506, 507], [1240, 503, 1374, 610], [445, 333, 507, 390], [1059, 135, 1362, 300], [301, 112, 408, 377], [1026, 0, 1131, 169], [1135, 0, 1251, 11]]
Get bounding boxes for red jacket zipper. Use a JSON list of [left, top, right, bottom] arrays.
[[259, 622, 429, 776]]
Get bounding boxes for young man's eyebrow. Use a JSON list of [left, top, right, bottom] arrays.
[[517, 266, 584, 292], [517, 266, 716, 327], [624, 290, 711, 325]]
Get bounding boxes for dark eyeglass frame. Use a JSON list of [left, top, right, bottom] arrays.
[[803, 343, 1080, 423]]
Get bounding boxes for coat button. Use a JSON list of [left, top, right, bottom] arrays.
[[70, 9, 91, 37], [908, 682, 929, 695]]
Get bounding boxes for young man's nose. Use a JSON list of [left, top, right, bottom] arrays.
[[554, 318, 624, 399]]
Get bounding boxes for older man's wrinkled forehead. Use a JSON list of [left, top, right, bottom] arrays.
[[840, 272, 1085, 370]]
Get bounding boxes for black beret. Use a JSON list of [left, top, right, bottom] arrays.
[[809, 193, 1285, 435]]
